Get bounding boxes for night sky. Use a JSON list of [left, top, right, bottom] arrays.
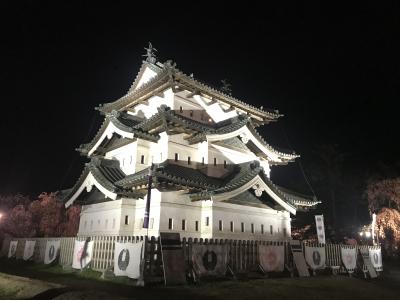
[[1, 2, 399, 196]]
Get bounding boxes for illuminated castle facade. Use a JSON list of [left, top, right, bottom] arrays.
[[63, 46, 319, 240]]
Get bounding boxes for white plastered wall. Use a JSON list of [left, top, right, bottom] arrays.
[[127, 88, 174, 119]]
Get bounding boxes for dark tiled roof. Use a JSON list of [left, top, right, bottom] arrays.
[[224, 191, 273, 209], [116, 162, 221, 189], [213, 137, 250, 152], [62, 157, 132, 203], [98, 61, 281, 122]]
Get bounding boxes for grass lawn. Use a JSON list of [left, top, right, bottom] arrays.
[[0, 258, 399, 300]]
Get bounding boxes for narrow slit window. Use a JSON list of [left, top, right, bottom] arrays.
[[190, 110, 193, 117], [188, 156, 191, 165], [180, 106, 183, 113], [224, 160, 227, 168], [219, 220, 223, 231], [251, 223, 255, 234], [149, 218, 154, 229], [283, 228, 287, 237], [230, 221, 234, 232], [270, 225, 273, 235], [175, 153, 178, 162], [195, 221, 199, 232], [168, 218, 173, 230], [202, 157, 205, 165], [261, 224, 264, 234], [241, 222, 245, 232], [206, 217, 210, 226], [125, 215, 129, 225], [214, 157, 217, 166], [141, 155, 145, 164], [182, 219, 186, 231]]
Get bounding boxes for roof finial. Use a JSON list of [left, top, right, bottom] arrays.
[[143, 42, 157, 64], [220, 79, 232, 95]]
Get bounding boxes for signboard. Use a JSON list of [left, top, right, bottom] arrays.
[[8, 241, 18, 258], [159, 232, 186, 285], [304, 245, 326, 270], [290, 240, 310, 277], [192, 244, 228, 277], [72, 240, 94, 269], [340, 246, 357, 273], [258, 245, 284, 272], [315, 215, 326, 244], [23, 240, 36, 261], [114, 241, 144, 279], [44, 240, 60, 264]]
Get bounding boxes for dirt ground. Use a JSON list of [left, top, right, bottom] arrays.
[[0, 258, 399, 300]]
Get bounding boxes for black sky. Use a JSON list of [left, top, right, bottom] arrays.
[[1, 1, 399, 195]]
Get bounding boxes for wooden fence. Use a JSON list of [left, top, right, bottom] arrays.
[[0, 236, 382, 278]]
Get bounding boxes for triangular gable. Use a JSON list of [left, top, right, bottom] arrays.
[[127, 62, 161, 93], [210, 175, 297, 215]]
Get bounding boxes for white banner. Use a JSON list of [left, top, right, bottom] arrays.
[[8, 241, 18, 258], [369, 248, 382, 269], [72, 240, 94, 269], [258, 245, 284, 272], [192, 244, 228, 276], [315, 215, 326, 244], [304, 246, 326, 270], [340, 247, 357, 272], [23, 241, 36, 261], [114, 242, 144, 279], [44, 240, 60, 264]]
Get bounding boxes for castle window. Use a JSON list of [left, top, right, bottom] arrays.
[[241, 222, 245, 232], [219, 220, 223, 231], [180, 106, 183, 113], [283, 228, 287, 237], [251, 223, 255, 234], [168, 218, 173, 230], [125, 215, 129, 225], [214, 157, 217, 166], [195, 221, 199, 232], [261, 224, 264, 234], [206, 217, 210, 226], [224, 160, 227, 168], [270, 225, 273, 235], [182, 219, 186, 230], [141, 155, 145, 164], [230, 221, 234, 232], [190, 110, 193, 117], [188, 156, 191, 165], [175, 153, 178, 162], [202, 157, 205, 165]]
